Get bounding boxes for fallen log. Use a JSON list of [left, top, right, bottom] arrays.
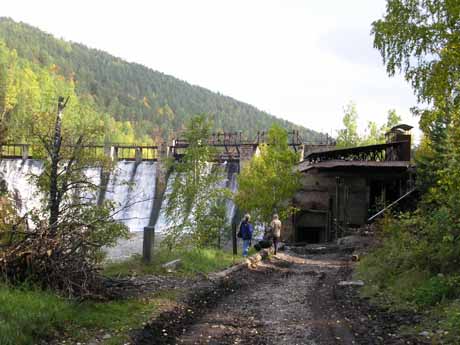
[[208, 249, 269, 282]]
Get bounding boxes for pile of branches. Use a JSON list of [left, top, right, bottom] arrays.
[[0, 222, 114, 299]]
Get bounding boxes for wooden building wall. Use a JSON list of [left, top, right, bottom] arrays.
[[283, 166, 411, 244]]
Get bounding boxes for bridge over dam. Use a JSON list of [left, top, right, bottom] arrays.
[[0, 130, 306, 169]]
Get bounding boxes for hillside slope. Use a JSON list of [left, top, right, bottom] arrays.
[[0, 17, 321, 142]]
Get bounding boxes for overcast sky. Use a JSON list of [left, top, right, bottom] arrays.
[[2, 0, 420, 141]]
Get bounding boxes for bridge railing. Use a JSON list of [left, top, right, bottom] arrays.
[[0, 144, 31, 160], [2, 130, 306, 163], [303, 141, 409, 164], [0, 143, 159, 162]]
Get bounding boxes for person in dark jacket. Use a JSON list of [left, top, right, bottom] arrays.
[[240, 214, 253, 257]]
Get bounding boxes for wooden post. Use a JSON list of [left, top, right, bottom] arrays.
[[232, 222, 238, 256], [111, 146, 118, 162], [298, 144, 305, 162], [335, 176, 340, 240], [143, 142, 169, 263], [143, 226, 155, 263]]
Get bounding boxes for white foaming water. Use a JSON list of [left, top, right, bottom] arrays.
[[84, 166, 102, 203], [118, 161, 156, 232], [103, 161, 156, 232], [154, 172, 175, 235], [0, 159, 44, 216], [1, 158, 238, 260], [0, 159, 156, 233], [99, 161, 156, 261], [226, 170, 238, 224]]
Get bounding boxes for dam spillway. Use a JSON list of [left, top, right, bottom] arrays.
[[0, 159, 239, 260]]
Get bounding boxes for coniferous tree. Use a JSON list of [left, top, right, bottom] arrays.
[[0, 18, 323, 144]]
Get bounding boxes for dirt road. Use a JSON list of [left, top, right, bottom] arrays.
[[135, 246, 431, 345], [136, 250, 357, 345], [176, 252, 355, 345]]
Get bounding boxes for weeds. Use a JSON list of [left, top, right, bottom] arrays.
[[104, 247, 241, 277]]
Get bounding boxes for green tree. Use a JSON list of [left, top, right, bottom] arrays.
[[336, 102, 360, 147], [372, 0, 460, 112], [30, 96, 128, 243], [0, 40, 18, 129], [235, 125, 300, 226], [373, 0, 460, 200], [164, 115, 230, 249], [337, 104, 403, 147], [362, 121, 381, 145], [1, 96, 129, 297], [356, 0, 460, 319], [362, 109, 402, 145], [384, 109, 402, 131]]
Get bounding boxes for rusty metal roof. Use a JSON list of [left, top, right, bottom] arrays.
[[390, 124, 413, 132], [304, 141, 404, 159], [298, 160, 412, 172]]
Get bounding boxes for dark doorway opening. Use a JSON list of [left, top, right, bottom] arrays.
[[297, 227, 322, 243], [369, 179, 406, 218]]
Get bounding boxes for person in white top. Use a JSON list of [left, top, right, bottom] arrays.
[[270, 214, 282, 255]]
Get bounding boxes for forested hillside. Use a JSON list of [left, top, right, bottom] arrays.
[[0, 17, 321, 143]]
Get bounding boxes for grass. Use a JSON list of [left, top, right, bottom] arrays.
[[104, 247, 243, 278], [0, 247, 241, 345], [0, 283, 179, 345], [0, 284, 72, 345]]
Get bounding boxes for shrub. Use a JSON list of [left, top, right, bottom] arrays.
[[358, 211, 460, 308]]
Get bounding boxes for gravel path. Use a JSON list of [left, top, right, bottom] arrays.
[[152, 251, 356, 345], [135, 247, 429, 345]]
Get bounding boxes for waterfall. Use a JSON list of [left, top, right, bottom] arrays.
[[0, 159, 156, 233], [104, 161, 156, 232], [0, 158, 239, 260], [0, 159, 44, 216], [225, 162, 239, 225]]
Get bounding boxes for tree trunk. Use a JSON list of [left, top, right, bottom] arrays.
[[49, 97, 68, 234]]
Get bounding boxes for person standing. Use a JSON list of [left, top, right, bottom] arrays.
[[239, 214, 253, 257], [270, 214, 282, 255]]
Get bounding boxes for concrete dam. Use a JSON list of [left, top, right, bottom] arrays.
[[0, 159, 239, 260]]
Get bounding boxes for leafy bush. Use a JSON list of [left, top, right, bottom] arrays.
[[358, 211, 460, 308]]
